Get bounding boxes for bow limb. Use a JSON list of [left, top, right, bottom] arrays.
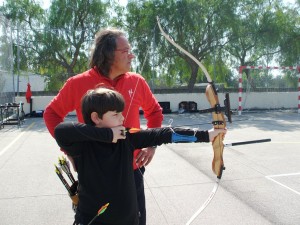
[[156, 16, 212, 83]]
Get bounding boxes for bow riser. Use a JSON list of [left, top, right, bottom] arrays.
[[205, 83, 226, 178]]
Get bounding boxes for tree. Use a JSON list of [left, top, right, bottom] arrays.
[[1, 0, 298, 91], [276, 2, 300, 66], [126, 0, 235, 91], [0, 0, 112, 90], [225, 0, 299, 88]]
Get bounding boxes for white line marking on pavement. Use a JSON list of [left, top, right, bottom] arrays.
[[0, 122, 35, 157], [265, 172, 300, 196]]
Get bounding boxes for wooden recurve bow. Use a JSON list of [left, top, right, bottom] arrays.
[[156, 17, 232, 224]]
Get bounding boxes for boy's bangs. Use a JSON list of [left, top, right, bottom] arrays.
[[106, 96, 124, 112]]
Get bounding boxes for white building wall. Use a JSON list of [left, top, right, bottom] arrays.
[[1, 74, 46, 92], [15, 92, 298, 115]]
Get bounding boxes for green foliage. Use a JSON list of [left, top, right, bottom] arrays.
[[242, 69, 298, 90], [0, 0, 299, 91], [276, 6, 300, 66], [126, 0, 237, 91], [0, 0, 111, 91]]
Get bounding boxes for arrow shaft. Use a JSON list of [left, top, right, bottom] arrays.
[[56, 171, 72, 195], [225, 138, 271, 147]]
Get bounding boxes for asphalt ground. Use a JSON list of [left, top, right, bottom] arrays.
[[0, 111, 299, 225]]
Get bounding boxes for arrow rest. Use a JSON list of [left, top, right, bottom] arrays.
[[198, 88, 232, 123]]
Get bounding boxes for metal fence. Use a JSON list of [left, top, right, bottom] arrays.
[[0, 14, 14, 105]]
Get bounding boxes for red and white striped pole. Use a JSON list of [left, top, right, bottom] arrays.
[[238, 66, 245, 115], [238, 66, 300, 115], [298, 76, 300, 114]]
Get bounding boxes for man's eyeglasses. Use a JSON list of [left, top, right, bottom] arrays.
[[115, 48, 133, 55]]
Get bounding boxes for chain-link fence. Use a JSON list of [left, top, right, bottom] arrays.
[[0, 14, 14, 105]]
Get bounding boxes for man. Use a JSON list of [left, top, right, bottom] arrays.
[[44, 27, 163, 225]]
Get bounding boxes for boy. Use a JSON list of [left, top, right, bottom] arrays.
[[54, 87, 226, 225]]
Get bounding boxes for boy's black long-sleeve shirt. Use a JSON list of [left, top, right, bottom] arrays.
[[54, 122, 209, 225]]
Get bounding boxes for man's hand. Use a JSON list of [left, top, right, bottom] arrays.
[[136, 146, 156, 167]]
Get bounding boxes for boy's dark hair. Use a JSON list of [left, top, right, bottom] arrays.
[[89, 28, 126, 77], [81, 87, 125, 125]]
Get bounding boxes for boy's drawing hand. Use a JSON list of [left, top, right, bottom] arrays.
[[111, 126, 126, 143], [208, 128, 227, 142]]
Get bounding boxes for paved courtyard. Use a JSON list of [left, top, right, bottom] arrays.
[[0, 111, 299, 224]]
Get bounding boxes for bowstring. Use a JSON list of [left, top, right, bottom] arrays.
[[133, 116, 173, 225], [135, 162, 170, 225], [123, 24, 170, 224], [185, 178, 220, 225], [123, 25, 158, 124]]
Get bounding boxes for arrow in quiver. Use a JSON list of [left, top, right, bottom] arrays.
[[204, 83, 231, 178], [54, 157, 78, 211], [58, 156, 76, 184]]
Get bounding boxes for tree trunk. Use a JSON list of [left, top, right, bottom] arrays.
[[187, 64, 198, 92]]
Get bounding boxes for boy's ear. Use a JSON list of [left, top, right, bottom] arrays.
[[91, 112, 101, 125]]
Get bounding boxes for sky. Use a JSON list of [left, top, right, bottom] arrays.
[[50, 0, 296, 7], [42, 0, 128, 9], [0, 0, 297, 9], [40, 0, 295, 9], [0, 0, 128, 9]]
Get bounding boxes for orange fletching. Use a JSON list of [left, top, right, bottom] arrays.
[[128, 128, 141, 133]]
